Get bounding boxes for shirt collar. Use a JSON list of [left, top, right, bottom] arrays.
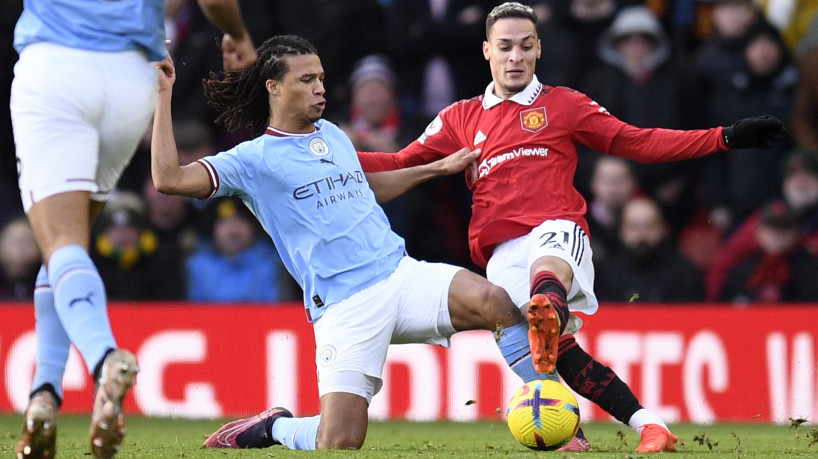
[[265, 122, 321, 137], [482, 75, 543, 109]]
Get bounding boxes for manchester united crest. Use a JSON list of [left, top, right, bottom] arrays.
[[520, 107, 548, 133]]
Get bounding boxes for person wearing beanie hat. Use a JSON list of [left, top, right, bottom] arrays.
[[341, 54, 469, 259], [343, 55, 402, 153], [90, 191, 169, 301]]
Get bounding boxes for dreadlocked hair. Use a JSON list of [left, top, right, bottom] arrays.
[[202, 35, 318, 137]]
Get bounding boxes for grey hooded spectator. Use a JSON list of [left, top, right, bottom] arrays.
[[578, 6, 698, 233], [596, 5, 671, 82]]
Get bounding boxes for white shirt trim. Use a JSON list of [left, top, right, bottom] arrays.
[[265, 125, 319, 137], [482, 75, 543, 110], [196, 158, 219, 199]]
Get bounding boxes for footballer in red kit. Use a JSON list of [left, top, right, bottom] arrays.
[[358, 2, 786, 453], [360, 79, 726, 268]]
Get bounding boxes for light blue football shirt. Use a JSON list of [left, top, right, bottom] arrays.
[[200, 119, 406, 322], [14, 0, 166, 61]]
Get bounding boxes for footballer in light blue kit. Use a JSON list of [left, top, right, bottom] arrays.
[[152, 35, 561, 451], [199, 120, 405, 322], [11, 1, 258, 457], [12, 1, 163, 458]]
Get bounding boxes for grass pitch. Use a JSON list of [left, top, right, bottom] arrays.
[[0, 414, 815, 457]]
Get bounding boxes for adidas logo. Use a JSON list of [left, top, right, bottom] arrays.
[[473, 130, 486, 146]]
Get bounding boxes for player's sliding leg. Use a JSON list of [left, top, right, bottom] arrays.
[[495, 320, 560, 382], [204, 391, 368, 450], [447, 269, 547, 383], [557, 334, 677, 453], [16, 266, 68, 459], [203, 407, 296, 448], [204, 409, 324, 450]]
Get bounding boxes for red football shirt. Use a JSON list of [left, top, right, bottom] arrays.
[[359, 76, 727, 268]]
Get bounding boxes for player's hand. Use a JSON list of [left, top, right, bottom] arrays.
[[438, 148, 481, 176], [222, 33, 257, 71], [723, 115, 786, 149], [154, 52, 176, 94]]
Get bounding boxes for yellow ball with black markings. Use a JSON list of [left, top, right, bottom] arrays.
[[506, 379, 580, 450]]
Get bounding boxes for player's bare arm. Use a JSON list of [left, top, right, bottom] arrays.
[[363, 148, 480, 203], [151, 54, 213, 198]]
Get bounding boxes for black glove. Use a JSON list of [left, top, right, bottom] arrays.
[[723, 115, 786, 149]]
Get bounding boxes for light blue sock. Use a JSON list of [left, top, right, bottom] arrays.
[[271, 415, 320, 450], [48, 245, 116, 374], [496, 321, 559, 383], [31, 265, 71, 401]]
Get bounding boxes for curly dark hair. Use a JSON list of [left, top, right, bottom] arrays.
[[202, 35, 318, 137]]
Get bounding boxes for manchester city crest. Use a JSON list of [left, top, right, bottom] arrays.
[[309, 137, 330, 157], [319, 345, 337, 365]]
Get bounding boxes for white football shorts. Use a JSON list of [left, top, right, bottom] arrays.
[[485, 219, 598, 334], [312, 256, 461, 402], [11, 42, 158, 212]]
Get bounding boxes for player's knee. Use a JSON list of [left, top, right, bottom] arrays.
[[316, 430, 365, 450], [315, 407, 367, 450], [480, 282, 521, 326]]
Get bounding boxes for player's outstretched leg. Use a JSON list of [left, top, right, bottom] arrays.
[[556, 334, 677, 453], [637, 424, 678, 453], [89, 349, 139, 459], [527, 294, 560, 373], [16, 390, 59, 459], [204, 407, 293, 448]]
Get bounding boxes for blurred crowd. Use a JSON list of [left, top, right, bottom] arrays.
[[2, 0, 818, 304]]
